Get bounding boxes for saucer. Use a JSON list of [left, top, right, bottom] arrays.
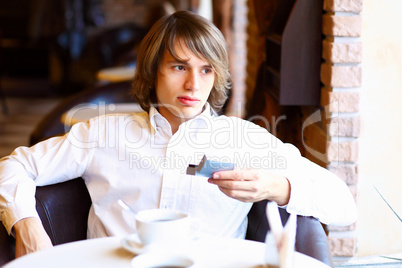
[[121, 234, 148, 255], [122, 234, 199, 256]]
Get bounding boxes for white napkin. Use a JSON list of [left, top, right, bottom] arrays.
[[264, 202, 297, 268]]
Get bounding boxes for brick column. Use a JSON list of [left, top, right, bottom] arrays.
[[304, 0, 363, 257], [323, 0, 362, 257]]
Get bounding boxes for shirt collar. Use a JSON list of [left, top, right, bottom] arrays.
[[149, 106, 170, 135], [149, 102, 216, 136]]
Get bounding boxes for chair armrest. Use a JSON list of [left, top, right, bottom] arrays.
[[0, 178, 92, 266], [0, 223, 15, 266], [295, 216, 333, 267], [246, 200, 333, 267], [36, 178, 92, 245]]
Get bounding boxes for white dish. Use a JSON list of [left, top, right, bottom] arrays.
[[130, 253, 194, 268], [122, 232, 201, 256], [121, 234, 149, 255]]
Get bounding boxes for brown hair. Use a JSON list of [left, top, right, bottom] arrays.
[[132, 10, 231, 113]]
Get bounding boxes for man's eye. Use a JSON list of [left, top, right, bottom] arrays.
[[202, 68, 213, 74], [174, 66, 185, 71]]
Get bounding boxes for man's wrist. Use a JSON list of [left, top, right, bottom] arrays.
[[272, 176, 291, 206], [12, 217, 42, 236]]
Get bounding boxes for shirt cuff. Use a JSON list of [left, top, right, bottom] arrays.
[[284, 176, 315, 218], [2, 202, 40, 235], [2, 182, 39, 235]]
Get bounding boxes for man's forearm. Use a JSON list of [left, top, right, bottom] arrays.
[[13, 217, 53, 258]]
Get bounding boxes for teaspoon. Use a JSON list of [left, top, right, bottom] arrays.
[[118, 199, 138, 215]]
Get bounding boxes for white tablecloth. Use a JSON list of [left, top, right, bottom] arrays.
[[4, 236, 330, 268]]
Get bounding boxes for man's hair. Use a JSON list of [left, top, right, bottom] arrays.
[[132, 10, 231, 113]]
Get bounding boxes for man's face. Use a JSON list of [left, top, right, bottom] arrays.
[[155, 40, 215, 127]]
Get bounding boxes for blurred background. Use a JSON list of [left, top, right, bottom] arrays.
[[0, 0, 213, 96]]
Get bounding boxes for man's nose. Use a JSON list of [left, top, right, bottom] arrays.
[[184, 70, 200, 91]]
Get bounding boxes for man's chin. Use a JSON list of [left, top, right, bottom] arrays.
[[176, 107, 203, 119]]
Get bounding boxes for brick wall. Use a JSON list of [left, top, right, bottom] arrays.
[[304, 0, 363, 257]]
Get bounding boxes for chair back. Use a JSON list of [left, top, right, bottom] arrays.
[[29, 81, 133, 145]]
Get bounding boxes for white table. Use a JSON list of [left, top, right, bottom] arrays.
[[4, 236, 330, 268], [61, 103, 144, 126], [96, 66, 136, 83]]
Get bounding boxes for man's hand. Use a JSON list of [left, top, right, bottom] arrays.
[[208, 169, 291, 206], [13, 217, 53, 258]]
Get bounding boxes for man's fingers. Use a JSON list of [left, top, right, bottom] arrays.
[[216, 187, 261, 202], [208, 177, 260, 193], [212, 169, 257, 181]]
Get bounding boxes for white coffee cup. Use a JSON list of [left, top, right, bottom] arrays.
[[135, 209, 200, 247]]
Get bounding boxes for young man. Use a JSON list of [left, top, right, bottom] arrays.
[[0, 11, 357, 258]]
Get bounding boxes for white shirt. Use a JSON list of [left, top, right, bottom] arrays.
[[0, 103, 357, 237]]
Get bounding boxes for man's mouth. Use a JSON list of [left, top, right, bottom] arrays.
[[177, 96, 200, 105]]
